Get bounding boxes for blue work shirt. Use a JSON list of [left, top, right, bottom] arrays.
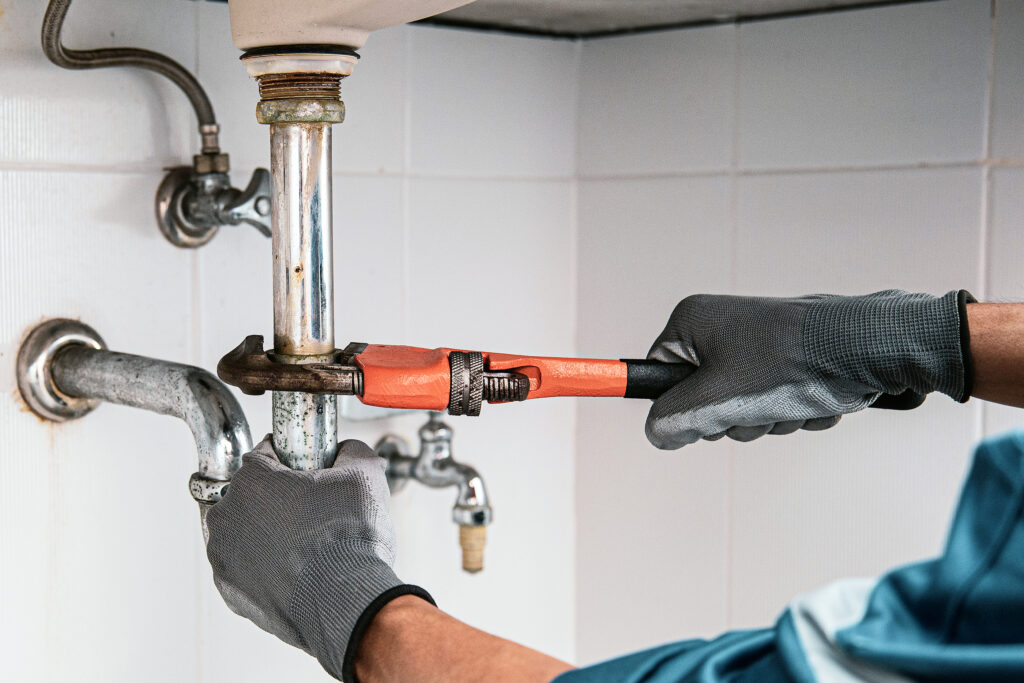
[[557, 429, 1024, 682]]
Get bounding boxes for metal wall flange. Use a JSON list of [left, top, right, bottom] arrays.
[[156, 167, 220, 248], [17, 319, 106, 422]]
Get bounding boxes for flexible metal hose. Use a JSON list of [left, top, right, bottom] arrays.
[[41, 0, 221, 153]]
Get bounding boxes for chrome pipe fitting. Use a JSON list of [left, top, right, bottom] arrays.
[[16, 319, 252, 505], [376, 413, 493, 572]]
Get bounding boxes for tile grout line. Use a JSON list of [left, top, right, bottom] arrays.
[[8, 158, 1024, 179], [979, 0, 997, 304], [724, 20, 742, 632], [569, 37, 583, 664], [578, 159, 1024, 182], [191, 6, 207, 681], [400, 27, 413, 345], [975, 0, 998, 443]]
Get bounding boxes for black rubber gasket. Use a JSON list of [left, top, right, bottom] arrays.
[[241, 44, 360, 60]]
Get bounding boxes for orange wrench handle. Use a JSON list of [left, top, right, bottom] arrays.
[[485, 354, 628, 399], [353, 345, 695, 412]]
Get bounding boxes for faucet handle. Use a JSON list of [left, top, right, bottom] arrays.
[[220, 168, 272, 237], [459, 524, 487, 573]]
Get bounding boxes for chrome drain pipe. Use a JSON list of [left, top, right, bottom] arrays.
[[267, 118, 338, 470], [17, 319, 253, 514], [243, 53, 357, 471]]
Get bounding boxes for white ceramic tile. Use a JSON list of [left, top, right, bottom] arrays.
[[728, 167, 983, 627], [578, 26, 736, 176], [992, 1, 1024, 159], [392, 400, 577, 662], [988, 168, 1024, 302], [577, 177, 734, 359], [398, 178, 577, 660], [0, 0, 195, 168], [574, 177, 734, 662], [405, 178, 575, 352], [983, 168, 1024, 438], [337, 26, 408, 174], [0, 169, 197, 680], [408, 26, 578, 178], [332, 176, 407, 343], [196, 4, 408, 175], [575, 399, 731, 664], [735, 168, 984, 296], [728, 400, 975, 627], [737, 0, 990, 169]]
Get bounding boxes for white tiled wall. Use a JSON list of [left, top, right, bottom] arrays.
[[3, 0, 1022, 679], [0, 2, 577, 681], [576, 0, 1023, 665]]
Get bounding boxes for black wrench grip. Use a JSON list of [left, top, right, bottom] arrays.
[[622, 359, 697, 399]]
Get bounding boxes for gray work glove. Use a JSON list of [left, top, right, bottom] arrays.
[[205, 436, 433, 681], [646, 289, 974, 449]]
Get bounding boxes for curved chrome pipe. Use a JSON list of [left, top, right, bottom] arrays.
[[17, 319, 252, 507], [52, 345, 252, 500]]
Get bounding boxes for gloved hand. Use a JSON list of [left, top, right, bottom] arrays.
[[646, 289, 974, 449], [205, 436, 433, 681]]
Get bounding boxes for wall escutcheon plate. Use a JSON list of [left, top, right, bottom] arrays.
[[17, 318, 106, 422]]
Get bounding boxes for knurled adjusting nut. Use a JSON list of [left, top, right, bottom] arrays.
[[193, 153, 230, 174], [256, 99, 345, 124], [448, 351, 484, 417]]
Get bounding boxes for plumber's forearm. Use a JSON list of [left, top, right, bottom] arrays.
[[968, 303, 1024, 409], [355, 595, 574, 683]]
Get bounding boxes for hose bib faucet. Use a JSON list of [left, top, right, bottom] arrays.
[[376, 413, 493, 572]]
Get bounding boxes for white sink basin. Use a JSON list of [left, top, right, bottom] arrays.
[[228, 0, 476, 50]]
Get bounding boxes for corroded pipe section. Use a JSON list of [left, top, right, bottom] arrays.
[[16, 319, 252, 508], [269, 122, 335, 356], [267, 119, 338, 470], [52, 345, 252, 499], [253, 68, 346, 471]]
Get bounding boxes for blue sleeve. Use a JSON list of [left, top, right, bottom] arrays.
[[553, 630, 793, 683], [555, 428, 1024, 683], [834, 429, 1024, 681]]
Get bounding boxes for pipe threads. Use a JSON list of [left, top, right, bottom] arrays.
[[258, 72, 342, 101], [482, 373, 531, 402]]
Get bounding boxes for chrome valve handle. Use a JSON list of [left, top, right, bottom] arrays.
[[156, 165, 272, 248]]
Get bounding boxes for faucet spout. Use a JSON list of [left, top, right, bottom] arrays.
[[377, 412, 493, 572]]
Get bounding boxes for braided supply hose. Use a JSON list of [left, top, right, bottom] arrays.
[[41, 0, 221, 153]]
